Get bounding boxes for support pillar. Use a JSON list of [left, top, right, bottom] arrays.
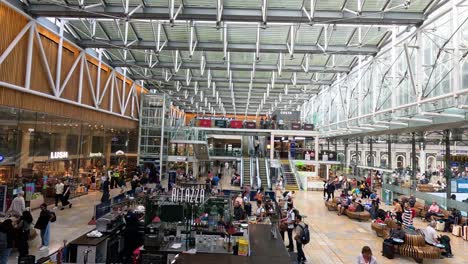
[[387, 135, 392, 170], [270, 134, 274, 160], [314, 135, 319, 176], [411, 132, 417, 192], [444, 130, 451, 201], [19, 131, 31, 173]]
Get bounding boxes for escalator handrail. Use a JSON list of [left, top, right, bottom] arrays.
[[256, 157, 261, 189], [240, 157, 244, 187], [265, 158, 271, 189]]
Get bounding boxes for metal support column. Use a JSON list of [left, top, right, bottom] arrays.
[[369, 137, 374, 167], [411, 132, 417, 191], [445, 130, 451, 201], [387, 135, 392, 170], [344, 140, 348, 168], [270, 134, 274, 160]]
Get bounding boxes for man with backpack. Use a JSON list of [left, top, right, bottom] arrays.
[[294, 214, 309, 264]]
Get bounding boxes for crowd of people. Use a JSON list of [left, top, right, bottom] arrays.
[[0, 200, 55, 262]]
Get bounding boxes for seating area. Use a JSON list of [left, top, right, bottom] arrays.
[[371, 220, 443, 263], [324, 199, 371, 221]]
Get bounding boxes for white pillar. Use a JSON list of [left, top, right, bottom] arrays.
[[270, 133, 274, 160], [315, 135, 319, 175]]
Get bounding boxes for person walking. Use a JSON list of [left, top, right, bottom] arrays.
[[294, 214, 307, 264], [54, 179, 64, 210], [0, 219, 15, 263], [61, 181, 72, 210], [17, 211, 33, 257], [35, 203, 53, 251], [284, 203, 296, 252]]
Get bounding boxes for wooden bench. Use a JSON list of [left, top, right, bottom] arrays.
[[325, 198, 339, 211], [398, 231, 442, 263], [345, 210, 371, 221], [371, 219, 398, 237]]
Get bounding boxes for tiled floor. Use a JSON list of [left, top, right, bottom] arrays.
[[292, 191, 468, 264]]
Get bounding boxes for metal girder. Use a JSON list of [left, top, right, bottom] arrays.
[[134, 75, 332, 85], [111, 61, 350, 73], [28, 5, 426, 25], [77, 40, 378, 55]]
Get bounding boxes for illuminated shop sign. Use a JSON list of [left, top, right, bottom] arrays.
[[0, 155, 4, 162], [89, 152, 103, 158], [50, 152, 68, 159]]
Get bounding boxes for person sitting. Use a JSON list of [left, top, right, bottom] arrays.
[[337, 195, 352, 216], [444, 208, 461, 232], [421, 221, 453, 258], [393, 199, 403, 223], [355, 200, 365, 212], [424, 201, 440, 221], [384, 222, 405, 244], [408, 195, 416, 208]]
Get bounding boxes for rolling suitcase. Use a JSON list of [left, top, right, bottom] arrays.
[[436, 220, 445, 231], [452, 225, 462, 237], [382, 240, 395, 259]]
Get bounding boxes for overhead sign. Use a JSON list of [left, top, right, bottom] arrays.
[[50, 152, 68, 159], [171, 187, 205, 204], [89, 152, 103, 158]]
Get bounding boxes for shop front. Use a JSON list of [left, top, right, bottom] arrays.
[[0, 105, 138, 210]]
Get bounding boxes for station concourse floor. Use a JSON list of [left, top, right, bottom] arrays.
[[9, 175, 467, 263]]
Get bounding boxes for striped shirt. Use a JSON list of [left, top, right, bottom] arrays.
[[403, 208, 413, 227]]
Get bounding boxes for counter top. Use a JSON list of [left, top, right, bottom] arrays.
[[248, 224, 290, 258], [173, 253, 291, 264], [70, 231, 113, 246]]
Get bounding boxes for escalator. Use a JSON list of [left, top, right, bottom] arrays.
[[243, 157, 251, 187], [281, 160, 299, 191], [258, 158, 269, 189]]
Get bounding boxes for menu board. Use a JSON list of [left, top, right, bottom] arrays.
[[0, 185, 7, 213]]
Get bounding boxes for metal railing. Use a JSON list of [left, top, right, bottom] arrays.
[[249, 157, 254, 187], [288, 152, 302, 190], [208, 148, 242, 157], [240, 157, 244, 187], [256, 157, 261, 189]]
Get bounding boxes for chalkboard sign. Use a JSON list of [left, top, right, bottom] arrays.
[[0, 185, 6, 213], [95, 201, 111, 220], [214, 120, 227, 128]]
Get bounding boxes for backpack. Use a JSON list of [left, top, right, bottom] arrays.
[[0, 232, 7, 250], [49, 211, 57, 223], [299, 224, 310, 245]]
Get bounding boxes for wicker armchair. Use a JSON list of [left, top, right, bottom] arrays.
[[345, 210, 371, 221]]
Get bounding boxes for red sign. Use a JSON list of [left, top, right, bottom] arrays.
[[230, 120, 243, 128], [199, 119, 212, 127]]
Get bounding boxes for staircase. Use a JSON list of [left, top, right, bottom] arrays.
[[258, 158, 268, 189], [243, 157, 251, 187], [281, 160, 299, 191]]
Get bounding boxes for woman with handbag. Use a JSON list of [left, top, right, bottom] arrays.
[[17, 210, 33, 257]]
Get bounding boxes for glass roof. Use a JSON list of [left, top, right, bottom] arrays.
[[25, 0, 442, 115]]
